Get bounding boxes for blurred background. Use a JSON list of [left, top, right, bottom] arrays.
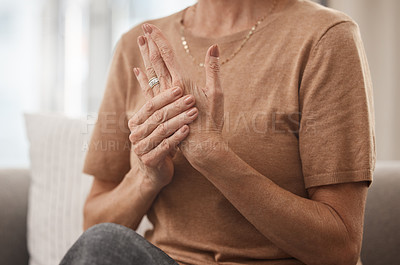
[[0, 0, 399, 167]]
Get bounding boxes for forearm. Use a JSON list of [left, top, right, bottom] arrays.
[[190, 143, 355, 265], [83, 166, 160, 231]]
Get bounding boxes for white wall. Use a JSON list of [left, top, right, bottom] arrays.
[[0, 0, 195, 167], [0, 0, 42, 167]]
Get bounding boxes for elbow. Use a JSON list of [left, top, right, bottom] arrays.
[[83, 197, 97, 231], [305, 241, 360, 265], [337, 243, 360, 265], [317, 243, 360, 265], [83, 199, 91, 231]]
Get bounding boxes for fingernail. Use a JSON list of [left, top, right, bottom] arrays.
[[133, 68, 139, 76], [187, 108, 198, 117], [143, 24, 152, 34], [181, 125, 188, 133], [138, 36, 145, 46], [172, 87, 181, 96], [184, 95, 194, 105], [210, 44, 219, 57]]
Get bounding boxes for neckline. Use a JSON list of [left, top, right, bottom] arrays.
[[175, 0, 292, 45]]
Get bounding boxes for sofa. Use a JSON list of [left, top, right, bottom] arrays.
[[1, 161, 399, 265]]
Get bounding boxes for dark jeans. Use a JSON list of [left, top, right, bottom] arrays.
[[60, 223, 179, 265]]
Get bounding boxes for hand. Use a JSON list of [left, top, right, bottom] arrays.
[[128, 56, 198, 190], [141, 23, 225, 165]]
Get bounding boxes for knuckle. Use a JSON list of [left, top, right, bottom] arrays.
[[141, 125, 152, 136], [149, 52, 162, 65], [174, 99, 183, 111], [132, 143, 141, 155], [145, 66, 156, 76], [160, 139, 170, 151], [145, 86, 153, 95], [134, 139, 153, 155], [156, 74, 168, 86], [152, 110, 164, 123], [157, 123, 168, 136], [152, 32, 162, 42], [144, 101, 154, 113], [128, 114, 141, 128], [160, 89, 172, 99], [129, 132, 136, 144], [209, 61, 220, 73], [140, 155, 153, 167], [129, 127, 143, 144], [128, 118, 136, 130], [160, 47, 173, 60]]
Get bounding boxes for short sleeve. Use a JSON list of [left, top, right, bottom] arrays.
[[299, 21, 376, 189], [83, 36, 132, 182]]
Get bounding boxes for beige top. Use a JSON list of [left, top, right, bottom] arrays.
[[83, 0, 376, 264]]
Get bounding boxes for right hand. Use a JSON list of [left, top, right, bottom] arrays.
[[128, 67, 198, 190]]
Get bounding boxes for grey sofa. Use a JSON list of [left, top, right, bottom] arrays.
[[1, 161, 399, 265]]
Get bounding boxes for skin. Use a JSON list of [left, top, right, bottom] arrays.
[[84, 1, 368, 264]]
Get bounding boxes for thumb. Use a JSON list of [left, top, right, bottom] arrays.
[[204, 44, 222, 95]]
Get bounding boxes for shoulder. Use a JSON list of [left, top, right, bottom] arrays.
[[281, 0, 361, 46]]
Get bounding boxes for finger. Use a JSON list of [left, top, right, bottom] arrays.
[[140, 125, 189, 167], [133, 107, 198, 156], [128, 86, 183, 130], [137, 35, 161, 95], [142, 24, 172, 93], [143, 24, 182, 84], [133, 67, 153, 100], [204, 44, 222, 95], [129, 94, 196, 144]]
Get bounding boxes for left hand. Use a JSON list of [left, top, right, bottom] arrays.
[[138, 23, 225, 165]]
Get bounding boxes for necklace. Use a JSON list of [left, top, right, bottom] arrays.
[[180, 0, 277, 67]]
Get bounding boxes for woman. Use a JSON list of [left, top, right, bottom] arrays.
[[61, 0, 375, 264]]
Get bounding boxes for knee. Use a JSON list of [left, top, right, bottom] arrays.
[[85, 222, 126, 235], [83, 222, 141, 243], [61, 223, 149, 265]]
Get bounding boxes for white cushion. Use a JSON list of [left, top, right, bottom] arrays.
[[25, 113, 93, 265], [24, 113, 152, 265]]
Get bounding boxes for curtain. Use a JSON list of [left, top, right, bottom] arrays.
[[40, 0, 196, 116]]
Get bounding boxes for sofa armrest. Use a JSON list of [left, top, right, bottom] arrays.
[[0, 168, 30, 265], [361, 161, 400, 265]]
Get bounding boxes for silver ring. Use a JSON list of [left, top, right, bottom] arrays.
[[148, 77, 160, 89]]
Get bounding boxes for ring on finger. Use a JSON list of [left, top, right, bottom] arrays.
[[148, 76, 160, 89]]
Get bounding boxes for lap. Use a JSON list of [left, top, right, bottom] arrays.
[[60, 223, 178, 265]]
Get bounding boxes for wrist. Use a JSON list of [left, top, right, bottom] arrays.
[[188, 136, 230, 170], [128, 166, 163, 203]]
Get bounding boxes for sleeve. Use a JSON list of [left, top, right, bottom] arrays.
[[299, 21, 376, 189], [83, 35, 132, 182]]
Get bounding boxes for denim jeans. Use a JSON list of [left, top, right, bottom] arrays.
[[60, 223, 179, 265]]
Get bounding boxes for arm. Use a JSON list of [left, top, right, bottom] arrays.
[[83, 167, 160, 230], [83, 31, 200, 230], [141, 23, 373, 264], [84, 84, 198, 230], [84, 40, 199, 230], [190, 144, 367, 265]]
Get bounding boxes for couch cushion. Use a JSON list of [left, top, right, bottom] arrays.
[[24, 113, 152, 265], [25, 113, 94, 265], [0, 168, 30, 265], [361, 161, 400, 265]]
